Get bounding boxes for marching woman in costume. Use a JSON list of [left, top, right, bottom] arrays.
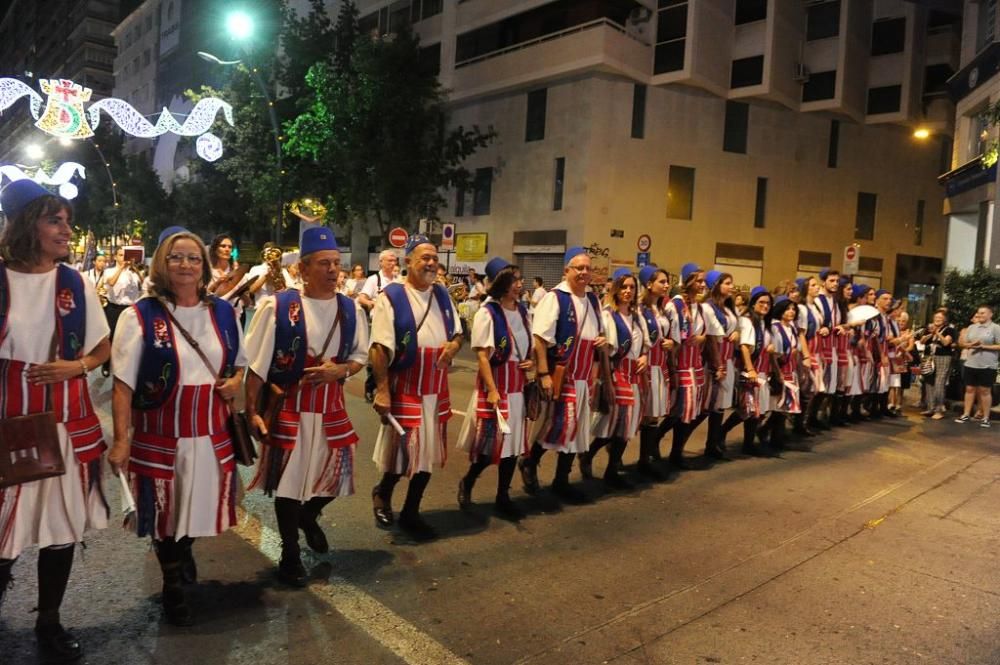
[[764, 296, 808, 451], [244, 228, 368, 586], [848, 284, 875, 422], [734, 286, 776, 457], [664, 263, 708, 471], [583, 268, 648, 490], [109, 230, 246, 626], [0, 181, 110, 663], [797, 277, 825, 435], [702, 271, 739, 459], [635, 265, 673, 479], [456, 258, 534, 519], [369, 235, 463, 542]]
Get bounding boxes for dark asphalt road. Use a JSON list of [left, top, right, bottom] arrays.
[[2, 355, 999, 665]]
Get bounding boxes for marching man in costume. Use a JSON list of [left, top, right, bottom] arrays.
[[245, 228, 368, 585], [0, 180, 111, 664], [369, 235, 463, 542], [110, 229, 246, 627], [518, 246, 608, 504], [456, 257, 534, 520], [814, 268, 846, 427]]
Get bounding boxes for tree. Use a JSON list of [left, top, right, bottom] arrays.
[[284, 1, 495, 237], [943, 264, 1000, 326]]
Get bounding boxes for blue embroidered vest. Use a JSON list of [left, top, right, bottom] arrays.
[[383, 282, 455, 371], [610, 310, 634, 360], [484, 300, 529, 366], [0, 263, 87, 359], [267, 290, 357, 386], [131, 296, 240, 410], [640, 306, 659, 345], [550, 290, 601, 365]]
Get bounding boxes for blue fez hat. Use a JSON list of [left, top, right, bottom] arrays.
[[875, 289, 890, 298], [705, 270, 722, 290], [612, 267, 633, 282], [838, 275, 851, 287], [638, 264, 660, 285], [749, 285, 770, 305], [818, 267, 837, 280], [772, 295, 795, 315], [301, 227, 339, 257], [1, 180, 52, 220], [851, 283, 871, 300], [485, 257, 512, 281], [680, 262, 701, 282], [564, 246, 587, 265], [795, 277, 809, 294], [157, 225, 188, 246], [405, 234, 431, 255]]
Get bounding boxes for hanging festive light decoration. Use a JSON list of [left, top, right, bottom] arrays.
[[0, 162, 86, 207], [0, 77, 233, 161]]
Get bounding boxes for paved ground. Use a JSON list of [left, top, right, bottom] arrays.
[[2, 355, 999, 665]]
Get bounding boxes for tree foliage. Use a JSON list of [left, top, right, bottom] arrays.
[[944, 264, 1000, 326], [284, 1, 495, 236]]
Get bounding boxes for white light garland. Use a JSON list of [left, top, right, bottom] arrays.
[[0, 77, 233, 161], [0, 161, 86, 210]]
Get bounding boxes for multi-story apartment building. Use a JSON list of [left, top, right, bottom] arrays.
[[940, 0, 1000, 274], [111, 0, 159, 158], [335, 0, 961, 313], [0, 0, 126, 163]]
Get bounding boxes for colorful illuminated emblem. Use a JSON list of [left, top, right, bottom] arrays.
[[0, 77, 233, 162]]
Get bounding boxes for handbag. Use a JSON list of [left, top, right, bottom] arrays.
[[161, 301, 257, 466], [508, 309, 542, 420], [920, 354, 936, 376], [0, 333, 66, 488]]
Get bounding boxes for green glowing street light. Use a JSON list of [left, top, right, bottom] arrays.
[[225, 11, 254, 41]]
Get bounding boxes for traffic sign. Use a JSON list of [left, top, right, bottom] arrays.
[[843, 244, 860, 275], [637, 234, 652, 252], [441, 223, 455, 251], [637, 252, 650, 267], [388, 227, 408, 248]]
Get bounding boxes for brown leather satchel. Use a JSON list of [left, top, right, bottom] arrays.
[[0, 334, 66, 488]]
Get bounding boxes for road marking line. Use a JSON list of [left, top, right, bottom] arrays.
[[232, 505, 469, 665]]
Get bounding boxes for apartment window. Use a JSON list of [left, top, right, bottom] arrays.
[[631, 84, 647, 139], [654, 1, 688, 74], [914, 200, 925, 246], [419, 42, 441, 76], [455, 184, 465, 217], [422, 0, 443, 19], [723, 101, 749, 154], [754, 177, 767, 228], [525, 89, 546, 142], [855, 192, 877, 241], [971, 111, 990, 158], [359, 12, 378, 34], [473, 168, 492, 216], [828, 119, 840, 168], [871, 17, 905, 55], [132, 56, 140, 73], [977, 0, 997, 53], [735, 0, 767, 25], [553, 157, 565, 211], [867, 85, 901, 115], [924, 64, 954, 96], [667, 165, 695, 220], [142, 49, 150, 67], [806, 0, 840, 41], [730, 55, 764, 88], [802, 70, 836, 102]]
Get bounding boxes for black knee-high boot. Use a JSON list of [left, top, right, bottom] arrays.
[[850, 395, 864, 422], [722, 410, 743, 436], [655, 417, 675, 455], [274, 497, 308, 586], [35, 545, 81, 662], [459, 455, 490, 509], [373, 472, 401, 528], [742, 418, 760, 455], [808, 393, 829, 430], [155, 538, 193, 626], [604, 438, 633, 490], [551, 452, 587, 503], [580, 438, 608, 479], [518, 442, 546, 494], [637, 425, 667, 480], [706, 411, 727, 458], [770, 413, 787, 450], [0, 557, 13, 614], [494, 457, 524, 519], [669, 422, 693, 469], [300, 496, 334, 554], [399, 472, 436, 541]]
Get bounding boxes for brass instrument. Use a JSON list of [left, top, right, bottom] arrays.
[[95, 273, 108, 307], [262, 246, 286, 292]]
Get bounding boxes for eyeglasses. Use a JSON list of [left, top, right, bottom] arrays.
[[567, 265, 591, 273], [166, 253, 204, 265]]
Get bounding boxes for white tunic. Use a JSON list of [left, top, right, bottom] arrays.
[[532, 283, 601, 453], [703, 301, 739, 410], [113, 301, 247, 539], [0, 269, 110, 559], [594, 308, 646, 441], [738, 317, 771, 415], [245, 295, 369, 500], [102, 265, 142, 305], [369, 284, 462, 473], [457, 299, 531, 459]]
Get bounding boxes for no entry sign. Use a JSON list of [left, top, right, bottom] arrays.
[[843, 245, 860, 274], [389, 227, 408, 248]]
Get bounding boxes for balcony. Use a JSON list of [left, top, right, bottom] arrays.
[[450, 18, 650, 102]]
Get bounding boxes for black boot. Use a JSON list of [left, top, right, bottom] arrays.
[[398, 472, 436, 541], [654, 417, 675, 458], [850, 396, 865, 422], [372, 473, 400, 529], [551, 452, 588, 503], [35, 545, 82, 663], [494, 457, 525, 520], [274, 498, 308, 586], [178, 537, 196, 584], [519, 443, 545, 494], [300, 496, 334, 553], [580, 439, 607, 480], [155, 540, 193, 626], [0, 557, 13, 616], [460, 456, 489, 510], [808, 394, 830, 431], [742, 418, 777, 457], [705, 411, 728, 459], [603, 438, 633, 491], [636, 425, 667, 480], [669, 422, 692, 470]]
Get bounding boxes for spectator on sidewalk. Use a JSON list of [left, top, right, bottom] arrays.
[[920, 310, 956, 420], [955, 305, 1000, 428], [529, 277, 546, 311]]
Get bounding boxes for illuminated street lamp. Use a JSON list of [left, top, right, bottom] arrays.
[[913, 128, 930, 140], [24, 143, 44, 161], [225, 11, 254, 41]]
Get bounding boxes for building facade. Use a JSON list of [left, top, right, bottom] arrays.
[[339, 0, 960, 311], [111, 0, 159, 158]]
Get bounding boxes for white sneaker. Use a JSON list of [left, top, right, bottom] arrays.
[[981, 419, 992, 429], [955, 414, 971, 423]]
